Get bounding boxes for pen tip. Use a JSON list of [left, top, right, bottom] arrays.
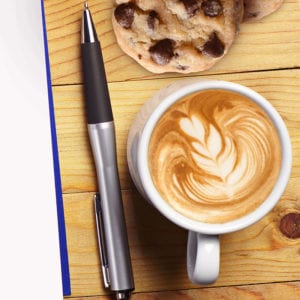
[[84, 1, 88, 9], [116, 291, 131, 300]]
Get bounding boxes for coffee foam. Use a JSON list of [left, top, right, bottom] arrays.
[[148, 89, 282, 223]]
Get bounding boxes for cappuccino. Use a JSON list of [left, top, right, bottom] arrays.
[[148, 89, 282, 223]]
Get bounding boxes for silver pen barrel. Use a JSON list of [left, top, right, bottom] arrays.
[[81, 3, 134, 296], [88, 122, 134, 293]]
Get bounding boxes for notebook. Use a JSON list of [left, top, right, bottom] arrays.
[[0, 1, 70, 298]]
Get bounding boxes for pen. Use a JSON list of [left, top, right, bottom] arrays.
[[81, 2, 134, 300]]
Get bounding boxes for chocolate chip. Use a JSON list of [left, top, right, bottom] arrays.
[[149, 39, 174, 65], [147, 10, 159, 30], [203, 32, 225, 57], [114, 2, 135, 29], [177, 65, 189, 71], [201, 0, 223, 17], [181, 0, 200, 17]]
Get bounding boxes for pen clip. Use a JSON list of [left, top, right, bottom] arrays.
[[94, 193, 111, 288]]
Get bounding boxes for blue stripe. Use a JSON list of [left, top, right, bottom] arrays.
[[40, 0, 71, 296]]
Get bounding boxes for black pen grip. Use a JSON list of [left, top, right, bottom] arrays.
[[81, 41, 113, 124]]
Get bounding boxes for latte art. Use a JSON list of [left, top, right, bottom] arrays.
[[148, 90, 282, 223]]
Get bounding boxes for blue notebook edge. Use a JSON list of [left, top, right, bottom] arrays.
[[41, 0, 71, 296]]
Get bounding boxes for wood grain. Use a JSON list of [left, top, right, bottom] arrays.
[[57, 69, 300, 297], [44, 1, 300, 298], [44, 0, 300, 85], [66, 282, 300, 300], [54, 69, 300, 193], [64, 190, 300, 297]]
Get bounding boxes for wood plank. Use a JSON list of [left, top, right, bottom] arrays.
[[64, 188, 300, 296], [45, 0, 300, 85], [54, 69, 300, 194], [65, 282, 300, 300]]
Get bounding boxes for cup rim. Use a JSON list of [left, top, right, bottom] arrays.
[[137, 80, 292, 235]]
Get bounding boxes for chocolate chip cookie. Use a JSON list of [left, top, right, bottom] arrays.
[[112, 0, 244, 73], [243, 0, 284, 22]]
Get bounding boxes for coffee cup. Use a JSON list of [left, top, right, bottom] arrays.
[[127, 79, 292, 284]]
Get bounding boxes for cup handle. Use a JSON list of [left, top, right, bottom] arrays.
[[187, 231, 220, 284]]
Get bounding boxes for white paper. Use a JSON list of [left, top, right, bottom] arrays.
[[0, 1, 63, 299]]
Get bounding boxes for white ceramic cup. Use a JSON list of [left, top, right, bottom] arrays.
[[127, 79, 292, 284]]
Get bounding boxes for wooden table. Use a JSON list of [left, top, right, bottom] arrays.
[[45, 1, 300, 299]]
